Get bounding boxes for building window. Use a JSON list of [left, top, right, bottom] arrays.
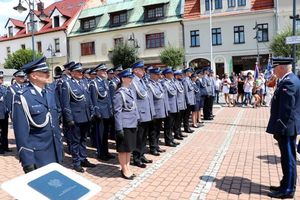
[[205, 0, 213, 11], [111, 11, 127, 27], [81, 18, 96, 31], [215, 0, 222, 9], [81, 42, 95, 56], [146, 33, 164, 49], [190, 30, 200, 47], [37, 41, 42, 53], [8, 26, 13, 37], [54, 38, 60, 52], [7, 47, 11, 55], [238, 0, 246, 6], [234, 26, 245, 44], [53, 16, 60, 27], [27, 21, 37, 33], [114, 37, 124, 46], [21, 44, 26, 49], [144, 5, 164, 21], [212, 28, 222, 45], [228, 0, 236, 8], [257, 23, 269, 42]]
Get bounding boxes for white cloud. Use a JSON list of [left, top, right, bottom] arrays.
[[0, 0, 56, 35]]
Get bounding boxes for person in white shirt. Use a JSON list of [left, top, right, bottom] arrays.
[[242, 75, 254, 107], [221, 74, 231, 106], [214, 75, 222, 104]]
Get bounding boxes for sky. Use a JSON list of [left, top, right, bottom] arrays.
[[0, 0, 122, 35]]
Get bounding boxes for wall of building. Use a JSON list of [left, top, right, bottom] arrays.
[[69, 22, 183, 67], [184, 10, 274, 74]]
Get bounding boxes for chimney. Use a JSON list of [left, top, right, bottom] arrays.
[[37, 2, 44, 12]]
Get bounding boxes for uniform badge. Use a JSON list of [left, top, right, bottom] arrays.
[[30, 89, 36, 95], [282, 88, 288, 92]]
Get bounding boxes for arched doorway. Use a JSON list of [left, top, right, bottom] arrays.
[[189, 58, 211, 70]]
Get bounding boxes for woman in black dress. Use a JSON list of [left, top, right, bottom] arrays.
[[113, 70, 139, 179]]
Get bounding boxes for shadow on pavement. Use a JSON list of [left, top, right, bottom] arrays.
[[200, 175, 270, 196], [204, 122, 267, 129], [257, 154, 300, 165]]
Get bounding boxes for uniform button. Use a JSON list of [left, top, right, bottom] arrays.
[[53, 134, 56, 136]]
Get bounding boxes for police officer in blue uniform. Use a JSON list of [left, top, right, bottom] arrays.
[[148, 68, 168, 154], [203, 67, 214, 120], [89, 63, 115, 161], [12, 57, 64, 173], [6, 70, 27, 116], [131, 60, 155, 168], [173, 70, 188, 139], [113, 69, 139, 179], [266, 57, 300, 199], [182, 67, 195, 133], [61, 62, 96, 172], [162, 68, 181, 145], [0, 71, 9, 154]]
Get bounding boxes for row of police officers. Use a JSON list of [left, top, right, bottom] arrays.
[[0, 57, 216, 178]]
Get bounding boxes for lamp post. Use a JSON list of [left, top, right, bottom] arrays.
[[47, 44, 56, 79], [13, 0, 47, 61], [290, 0, 299, 73], [253, 21, 261, 67]]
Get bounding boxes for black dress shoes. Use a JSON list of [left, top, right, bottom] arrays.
[[157, 148, 166, 153], [270, 186, 281, 192], [179, 133, 188, 138], [0, 149, 4, 154], [268, 190, 294, 199], [74, 165, 85, 173], [174, 136, 184, 140], [98, 153, 115, 161], [165, 142, 177, 147], [150, 150, 160, 156], [81, 159, 96, 168], [4, 148, 12, 152], [133, 161, 147, 168], [203, 117, 213, 120], [120, 170, 134, 180], [141, 156, 153, 163], [184, 129, 194, 133], [172, 141, 180, 145]]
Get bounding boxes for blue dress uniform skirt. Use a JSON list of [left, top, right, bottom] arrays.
[[116, 128, 137, 152], [192, 98, 203, 112]]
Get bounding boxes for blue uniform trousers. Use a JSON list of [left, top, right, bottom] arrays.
[[95, 118, 109, 158], [277, 135, 297, 193], [0, 114, 9, 151], [133, 121, 151, 162], [70, 122, 89, 167]]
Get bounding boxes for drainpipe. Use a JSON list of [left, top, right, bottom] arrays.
[[180, 20, 186, 68], [274, 0, 279, 33], [64, 30, 70, 63]]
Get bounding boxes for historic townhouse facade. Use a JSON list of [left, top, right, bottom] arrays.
[[0, 0, 89, 76], [68, 0, 184, 68], [183, 0, 277, 75]]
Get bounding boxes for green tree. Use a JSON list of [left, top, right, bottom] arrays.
[[160, 47, 184, 69], [270, 28, 300, 57], [110, 43, 138, 69], [4, 49, 43, 70]]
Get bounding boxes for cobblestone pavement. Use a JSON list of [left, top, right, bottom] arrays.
[[1, 106, 300, 200]]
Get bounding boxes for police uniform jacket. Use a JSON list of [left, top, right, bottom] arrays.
[[148, 79, 169, 119], [56, 74, 71, 106], [113, 87, 140, 131], [174, 79, 187, 111], [203, 75, 214, 96], [192, 80, 201, 102], [162, 78, 178, 114], [89, 76, 112, 119], [6, 83, 26, 114], [109, 76, 121, 104], [61, 78, 94, 123], [197, 78, 208, 97], [182, 76, 196, 106], [0, 84, 8, 119], [12, 83, 63, 168], [130, 75, 155, 122], [266, 73, 300, 136]]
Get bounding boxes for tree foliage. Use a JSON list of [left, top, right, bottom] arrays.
[[110, 43, 138, 69], [270, 28, 300, 57], [4, 49, 43, 70], [160, 47, 184, 69]]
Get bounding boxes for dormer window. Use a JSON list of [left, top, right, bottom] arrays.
[[144, 4, 164, 22], [53, 16, 60, 27], [8, 26, 13, 37], [27, 21, 37, 33], [81, 17, 96, 32], [110, 11, 127, 27]]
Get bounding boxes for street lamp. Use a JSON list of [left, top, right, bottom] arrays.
[[253, 21, 261, 67], [13, 0, 46, 61], [47, 44, 56, 78], [290, 0, 299, 73]]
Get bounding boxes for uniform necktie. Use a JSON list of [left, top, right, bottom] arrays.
[[41, 89, 46, 98]]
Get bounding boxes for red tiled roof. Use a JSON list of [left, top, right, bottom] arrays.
[[251, 0, 274, 10], [184, 0, 200, 19], [0, 0, 88, 42], [10, 18, 25, 28]]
